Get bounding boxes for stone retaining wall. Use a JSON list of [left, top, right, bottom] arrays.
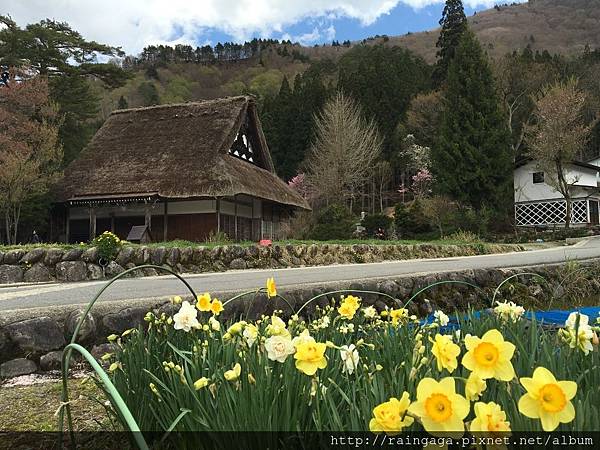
[[0, 242, 523, 284], [1, 258, 598, 378]]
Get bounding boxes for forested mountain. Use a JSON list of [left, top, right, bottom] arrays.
[[2, 0, 600, 241]]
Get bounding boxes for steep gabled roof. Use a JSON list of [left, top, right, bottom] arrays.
[[54, 96, 310, 209]]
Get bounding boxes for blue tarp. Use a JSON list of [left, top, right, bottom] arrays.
[[422, 307, 600, 330]]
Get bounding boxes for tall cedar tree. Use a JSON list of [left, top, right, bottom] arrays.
[[338, 45, 431, 160], [433, 0, 467, 86], [261, 63, 331, 180], [433, 30, 512, 213]]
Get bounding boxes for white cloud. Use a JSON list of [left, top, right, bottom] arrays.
[[3, 1, 517, 54]]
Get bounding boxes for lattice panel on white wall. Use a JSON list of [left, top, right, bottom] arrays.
[[515, 199, 588, 226]]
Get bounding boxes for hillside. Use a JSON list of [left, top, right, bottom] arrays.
[[100, 0, 600, 115], [390, 0, 600, 63]]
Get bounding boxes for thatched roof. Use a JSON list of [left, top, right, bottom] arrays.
[[55, 96, 310, 209]]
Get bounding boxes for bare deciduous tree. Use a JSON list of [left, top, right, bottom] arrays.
[[525, 78, 596, 228], [0, 70, 63, 244], [421, 195, 456, 237], [306, 92, 382, 208], [373, 160, 392, 213]]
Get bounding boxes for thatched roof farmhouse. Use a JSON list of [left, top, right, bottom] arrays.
[[52, 96, 309, 243]]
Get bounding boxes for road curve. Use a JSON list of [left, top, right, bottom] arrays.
[[1, 239, 600, 311]]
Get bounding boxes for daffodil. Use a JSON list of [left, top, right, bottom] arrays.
[[291, 329, 315, 347], [369, 393, 414, 434], [462, 329, 515, 381], [434, 310, 450, 326], [389, 308, 409, 326], [362, 306, 377, 319], [343, 295, 361, 309], [465, 372, 487, 402], [224, 363, 241, 381], [470, 401, 511, 433], [430, 334, 460, 373], [196, 293, 212, 312], [209, 315, 221, 331], [243, 323, 258, 347], [408, 377, 470, 435], [210, 298, 224, 316], [338, 297, 359, 320], [339, 344, 360, 375], [193, 377, 209, 390], [266, 315, 290, 337], [265, 335, 295, 362], [266, 277, 277, 298], [518, 367, 577, 431], [294, 341, 327, 375], [173, 301, 200, 332]]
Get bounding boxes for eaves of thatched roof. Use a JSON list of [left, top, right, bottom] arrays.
[[54, 96, 310, 210]]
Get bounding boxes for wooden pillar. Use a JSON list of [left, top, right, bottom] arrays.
[[163, 200, 168, 242], [216, 198, 221, 233], [65, 206, 70, 244], [251, 198, 255, 241], [145, 203, 152, 231], [110, 214, 115, 233], [234, 195, 238, 241], [89, 207, 96, 241]]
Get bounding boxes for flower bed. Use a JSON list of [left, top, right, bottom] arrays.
[[66, 278, 600, 449]]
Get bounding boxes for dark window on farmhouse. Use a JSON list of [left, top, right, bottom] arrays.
[[533, 172, 544, 184]]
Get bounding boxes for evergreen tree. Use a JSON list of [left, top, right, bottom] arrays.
[[117, 95, 129, 109], [433, 0, 467, 86], [338, 45, 431, 160], [261, 65, 330, 180], [433, 30, 512, 214]]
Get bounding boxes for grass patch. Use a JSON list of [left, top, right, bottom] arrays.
[[0, 378, 111, 432]]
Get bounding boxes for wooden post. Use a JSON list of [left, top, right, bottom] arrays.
[[89, 207, 96, 241], [145, 203, 152, 231], [110, 214, 115, 233], [163, 200, 168, 242], [65, 206, 70, 244], [234, 195, 238, 240], [251, 198, 255, 241], [216, 198, 221, 233]]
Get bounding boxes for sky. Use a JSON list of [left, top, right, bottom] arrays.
[[1, 1, 524, 55]]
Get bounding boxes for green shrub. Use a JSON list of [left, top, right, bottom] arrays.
[[394, 199, 431, 238], [92, 231, 122, 261], [361, 214, 393, 238], [308, 204, 356, 240]]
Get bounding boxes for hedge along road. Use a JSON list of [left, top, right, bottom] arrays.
[[1, 238, 600, 311]]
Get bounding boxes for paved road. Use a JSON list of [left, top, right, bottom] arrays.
[[1, 239, 600, 311]]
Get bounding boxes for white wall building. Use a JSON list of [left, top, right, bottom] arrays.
[[514, 159, 600, 227]]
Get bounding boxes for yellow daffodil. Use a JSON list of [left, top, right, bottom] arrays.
[[224, 363, 241, 381], [369, 393, 414, 434], [343, 295, 361, 309], [338, 301, 358, 320], [462, 329, 515, 381], [517, 367, 577, 431], [196, 293, 212, 312], [470, 401, 511, 433], [193, 377, 209, 390], [210, 299, 224, 316], [430, 334, 461, 373], [408, 377, 470, 435], [389, 308, 409, 326], [294, 341, 327, 375], [465, 372, 487, 402], [266, 277, 277, 298]]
